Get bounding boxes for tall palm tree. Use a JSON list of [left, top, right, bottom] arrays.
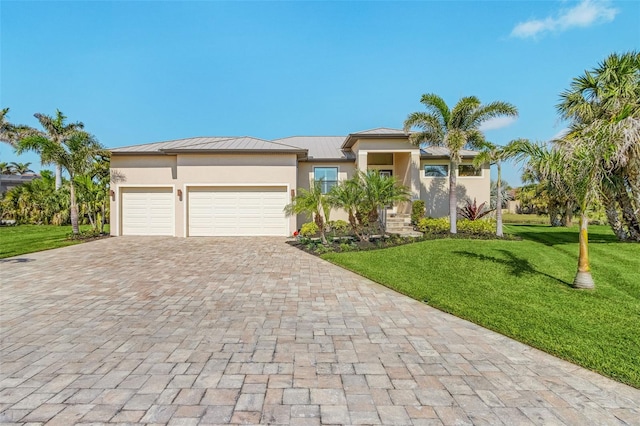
[[16, 130, 104, 235], [404, 94, 518, 233], [473, 141, 516, 237], [0, 108, 31, 147], [509, 139, 598, 289], [557, 51, 640, 241], [27, 110, 85, 190]]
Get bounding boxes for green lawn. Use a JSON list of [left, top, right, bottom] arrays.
[[322, 224, 640, 388], [0, 225, 109, 259], [501, 212, 551, 224]]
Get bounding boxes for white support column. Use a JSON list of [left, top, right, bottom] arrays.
[[357, 151, 368, 172], [410, 150, 421, 200]]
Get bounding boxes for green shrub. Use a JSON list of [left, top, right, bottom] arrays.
[[314, 244, 334, 254], [416, 217, 449, 234], [329, 220, 350, 235], [300, 222, 319, 237], [339, 242, 358, 252], [411, 200, 426, 224], [458, 219, 495, 235]]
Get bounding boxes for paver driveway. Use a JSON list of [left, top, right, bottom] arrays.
[[1, 237, 639, 425]]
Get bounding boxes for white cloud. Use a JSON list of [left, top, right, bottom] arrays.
[[479, 116, 518, 131], [511, 0, 618, 39]]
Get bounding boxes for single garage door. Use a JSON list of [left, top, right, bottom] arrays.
[[188, 186, 288, 236], [121, 188, 174, 236]]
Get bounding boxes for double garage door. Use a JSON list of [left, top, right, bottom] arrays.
[[188, 186, 288, 236], [120, 186, 288, 236]]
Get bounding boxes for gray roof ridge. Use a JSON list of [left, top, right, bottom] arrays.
[[351, 126, 405, 134]]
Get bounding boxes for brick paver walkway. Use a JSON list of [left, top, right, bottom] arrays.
[[1, 237, 638, 425]]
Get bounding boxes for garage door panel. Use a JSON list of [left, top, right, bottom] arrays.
[[122, 188, 174, 236], [188, 186, 288, 236]]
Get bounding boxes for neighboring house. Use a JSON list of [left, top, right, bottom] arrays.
[[0, 173, 40, 194], [109, 127, 490, 237]]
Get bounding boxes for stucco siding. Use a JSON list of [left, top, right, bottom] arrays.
[[111, 153, 298, 237], [295, 161, 356, 229], [419, 159, 491, 217]]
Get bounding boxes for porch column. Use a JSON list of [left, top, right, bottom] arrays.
[[410, 151, 421, 200], [357, 151, 368, 172]]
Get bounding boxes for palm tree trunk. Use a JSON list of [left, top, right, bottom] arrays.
[[449, 160, 457, 234], [55, 163, 62, 190], [617, 190, 640, 241], [563, 200, 573, 227], [573, 212, 594, 289], [496, 163, 503, 237], [69, 181, 80, 235], [602, 190, 627, 240]]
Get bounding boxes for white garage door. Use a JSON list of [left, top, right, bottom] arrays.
[[188, 186, 288, 236], [121, 188, 174, 236]]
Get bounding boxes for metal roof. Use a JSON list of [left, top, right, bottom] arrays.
[[350, 127, 406, 135], [110, 129, 480, 159], [341, 127, 408, 150], [112, 136, 304, 154], [273, 136, 354, 161]]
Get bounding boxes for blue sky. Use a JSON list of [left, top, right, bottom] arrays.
[[1, 0, 638, 186]]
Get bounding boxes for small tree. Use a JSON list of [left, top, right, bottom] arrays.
[[284, 180, 329, 244], [16, 130, 105, 235], [473, 141, 514, 237]]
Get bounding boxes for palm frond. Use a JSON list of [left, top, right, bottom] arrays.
[[419, 93, 450, 125]]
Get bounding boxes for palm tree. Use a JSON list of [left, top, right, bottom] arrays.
[[9, 162, 34, 175], [509, 139, 598, 289], [327, 178, 362, 231], [16, 130, 104, 235], [357, 170, 411, 225], [404, 94, 518, 233], [284, 180, 329, 243], [473, 141, 515, 237], [557, 51, 640, 241], [1, 108, 35, 147], [25, 110, 85, 190], [0, 162, 14, 175]]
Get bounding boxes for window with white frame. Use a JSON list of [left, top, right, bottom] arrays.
[[423, 164, 448, 177], [314, 167, 338, 193], [458, 165, 482, 177]]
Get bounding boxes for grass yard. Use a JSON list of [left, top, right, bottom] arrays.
[[323, 224, 640, 388], [501, 212, 551, 224], [0, 225, 110, 259]]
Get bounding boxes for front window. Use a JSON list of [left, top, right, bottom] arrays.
[[458, 165, 482, 177], [424, 164, 448, 177], [314, 167, 338, 193]]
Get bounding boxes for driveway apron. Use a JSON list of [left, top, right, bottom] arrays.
[[1, 237, 638, 425]]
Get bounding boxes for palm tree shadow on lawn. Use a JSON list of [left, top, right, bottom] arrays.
[[452, 249, 572, 287], [508, 225, 618, 246]]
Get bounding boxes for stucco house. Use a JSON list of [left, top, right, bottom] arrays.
[[109, 127, 489, 237]]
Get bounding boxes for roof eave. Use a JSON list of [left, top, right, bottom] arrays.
[[341, 133, 409, 150]]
